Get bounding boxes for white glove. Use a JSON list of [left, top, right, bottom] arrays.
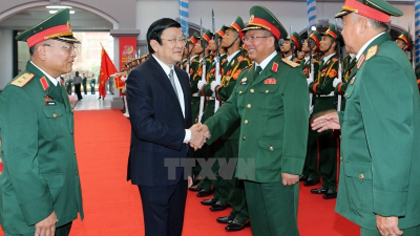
[[333, 77, 341, 88], [307, 76, 314, 86], [197, 80, 207, 90], [210, 81, 220, 92]]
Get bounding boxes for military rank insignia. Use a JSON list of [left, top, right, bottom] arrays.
[[11, 73, 34, 87], [43, 95, 56, 106], [40, 76, 49, 91], [272, 62, 278, 72], [350, 77, 356, 85], [357, 55, 365, 69], [365, 45, 378, 61], [264, 78, 277, 84]]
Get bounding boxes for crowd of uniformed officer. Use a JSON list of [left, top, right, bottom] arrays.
[[118, 4, 420, 234]]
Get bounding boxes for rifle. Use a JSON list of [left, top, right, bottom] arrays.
[[335, 19, 343, 112], [198, 18, 207, 123], [308, 22, 315, 112], [213, 10, 222, 112]]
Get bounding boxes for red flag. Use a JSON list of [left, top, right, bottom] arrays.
[[99, 47, 117, 98]]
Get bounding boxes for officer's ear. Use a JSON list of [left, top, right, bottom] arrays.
[[150, 39, 160, 53], [34, 42, 48, 61]]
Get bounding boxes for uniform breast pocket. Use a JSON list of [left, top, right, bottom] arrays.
[[257, 84, 281, 110], [41, 107, 67, 141]]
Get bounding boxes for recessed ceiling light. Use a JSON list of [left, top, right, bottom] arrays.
[[49, 10, 75, 14], [46, 6, 73, 9]]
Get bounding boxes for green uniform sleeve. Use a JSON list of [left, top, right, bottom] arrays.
[[360, 56, 414, 217], [0, 87, 54, 225], [280, 68, 310, 174]]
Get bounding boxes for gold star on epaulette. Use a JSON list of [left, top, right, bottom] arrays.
[[281, 58, 300, 68], [10, 73, 34, 87]]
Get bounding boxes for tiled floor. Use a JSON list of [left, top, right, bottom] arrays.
[[70, 92, 122, 111]]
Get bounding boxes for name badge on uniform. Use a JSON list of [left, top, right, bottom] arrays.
[[44, 95, 56, 106], [264, 78, 277, 85]]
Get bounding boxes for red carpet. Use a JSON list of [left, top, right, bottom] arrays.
[[0, 110, 359, 235]]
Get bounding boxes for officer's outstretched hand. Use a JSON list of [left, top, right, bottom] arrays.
[[311, 110, 340, 132], [189, 123, 210, 151], [281, 173, 299, 186], [35, 211, 58, 236]]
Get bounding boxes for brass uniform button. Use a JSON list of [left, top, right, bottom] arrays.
[[250, 88, 255, 93], [340, 135, 342, 140], [53, 113, 57, 118], [269, 146, 274, 151], [247, 104, 251, 108], [244, 119, 248, 124], [243, 136, 246, 141], [340, 156, 343, 162], [359, 174, 364, 180], [76, 171, 79, 176], [265, 90, 269, 94], [239, 91, 243, 94]]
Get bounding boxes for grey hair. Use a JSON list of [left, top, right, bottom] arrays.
[[351, 13, 390, 32]]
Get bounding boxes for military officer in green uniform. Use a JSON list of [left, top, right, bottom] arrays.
[[0, 9, 83, 236], [196, 5, 309, 235], [301, 31, 321, 183], [395, 31, 410, 52], [313, 0, 420, 235], [308, 25, 340, 199], [204, 17, 251, 231]]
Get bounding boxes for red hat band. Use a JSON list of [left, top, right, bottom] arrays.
[[27, 24, 71, 48], [325, 29, 337, 40], [216, 30, 225, 37], [343, 0, 391, 23], [203, 34, 210, 42], [231, 23, 244, 38], [249, 17, 281, 40], [291, 35, 301, 50], [310, 35, 320, 49], [190, 37, 197, 45]]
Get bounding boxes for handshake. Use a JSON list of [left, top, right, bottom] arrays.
[[188, 123, 210, 151]]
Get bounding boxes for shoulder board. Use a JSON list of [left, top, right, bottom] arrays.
[[365, 45, 378, 61], [281, 58, 300, 68], [10, 73, 34, 87]]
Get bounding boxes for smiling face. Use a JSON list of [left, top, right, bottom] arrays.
[[151, 27, 184, 66], [243, 29, 275, 64]]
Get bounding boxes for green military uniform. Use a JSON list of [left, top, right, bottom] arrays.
[[336, 54, 356, 110], [0, 9, 83, 235], [335, 1, 420, 235], [188, 32, 202, 123], [205, 6, 309, 235], [307, 26, 340, 196]]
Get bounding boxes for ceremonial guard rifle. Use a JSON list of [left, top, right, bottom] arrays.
[[290, 25, 295, 60], [308, 23, 315, 111], [213, 10, 222, 112], [198, 18, 207, 122], [335, 19, 343, 111]]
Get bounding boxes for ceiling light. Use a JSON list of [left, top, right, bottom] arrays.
[[46, 5, 72, 9], [49, 10, 75, 14]]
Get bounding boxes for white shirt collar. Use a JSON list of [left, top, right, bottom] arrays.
[[256, 51, 278, 71], [323, 53, 336, 64], [356, 32, 385, 60], [152, 54, 173, 76], [286, 54, 293, 60], [227, 50, 241, 63], [30, 61, 60, 86]]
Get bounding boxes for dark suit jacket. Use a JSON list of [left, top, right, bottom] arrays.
[[126, 56, 192, 186]]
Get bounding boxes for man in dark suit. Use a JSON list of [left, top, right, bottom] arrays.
[[126, 18, 208, 236]]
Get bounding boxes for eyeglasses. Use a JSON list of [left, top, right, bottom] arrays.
[[161, 38, 187, 44], [241, 35, 269, 43], [43, 44, 78, 53]]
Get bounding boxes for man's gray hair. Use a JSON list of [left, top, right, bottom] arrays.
[[351, 13, 390, 32]]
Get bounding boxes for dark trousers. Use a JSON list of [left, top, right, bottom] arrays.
[[138, 178, 188, 236], [6, 221, 72, 236], [245, 181, 300, 236], [74, 84, 83, 100]]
